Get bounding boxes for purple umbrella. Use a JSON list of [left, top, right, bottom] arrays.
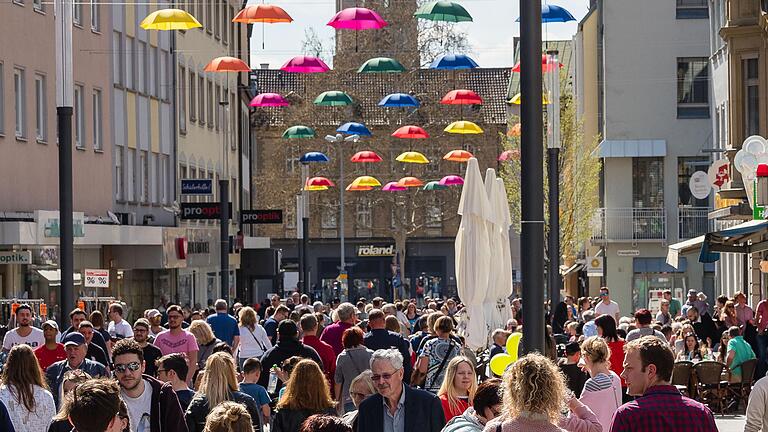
[[327, 7, 388, 30], [249, 93, 289, 107], [382, 181, 407, 191], [439, 175, 464, 186], [280, 56, 331, 73]]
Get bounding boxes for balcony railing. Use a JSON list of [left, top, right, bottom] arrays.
[[678, 206, 711, 240], [591, 208, 666, 242]]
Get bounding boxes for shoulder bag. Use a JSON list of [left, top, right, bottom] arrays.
[[426, 340, 455, 389]]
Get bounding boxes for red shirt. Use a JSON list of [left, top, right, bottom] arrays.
[[302, 335, 337, 391], [607, 339, 626, 387], [34, 343, 66, 371], [439, 394, 470, 422]]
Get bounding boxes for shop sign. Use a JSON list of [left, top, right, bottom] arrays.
[[241, 210, 283, 224], [161, 228, 188, 269], [689, 171, 711, 200], [188, 241, 210, 254], [357, 245, 395, 257], [0, 250, 32, 265], [181, 179, 213, 195], [180, 203, 232, 220], [586, 256, 604, 277], [708, 159, 730, 191], [617, 250, 640, 257], [36, 211, 86, 239], [84, 269, 109, 288]]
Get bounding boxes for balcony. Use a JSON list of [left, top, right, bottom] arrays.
[[678, 206, 711, 240], [591, 208, 666, 242]]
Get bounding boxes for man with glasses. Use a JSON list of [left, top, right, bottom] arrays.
[[155, 353, 195, 411], [79, 320, 110, 369], [2, 304, 44, 352], [594, 287, 620, 322], [45, 332, 108, 408], [356, 348, 446, 432], [132, 318, 162, 377], [153, 305, 199, 384], [112, 339, 187, 432]]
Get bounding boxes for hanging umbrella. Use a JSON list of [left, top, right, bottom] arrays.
[[327, 7, 388, 29], [508, 92, 551, 105], [314, 90, 354, 106], [346, 184, 374, 191], [415, 0, 473, 22], [140, 9, 201, 30], [498, 149, 520, 161], [397, 177, 424, 187], [443, 149, 474, 162], [396, 151, 430, 164], [516, 4, 576, 23], [358, 57, 406, 73], [350, 176, 382, 187], [508, 123, 521, 137], [392, 125, 429, 139], [299, 152, 330, 163], [232, 4, 293, 49], [351, 151, 383, 163], [379, 93, 420, 108], [382, 182, 408, 191], [483, 169, 506, 335], [455, 158, 492, 349], [306, 177, 334, 187], [430, 54, 479, 70], [280, 56, 330, 73], [423, 181, 448, 191], [511, 54, 563, 73], [445, 120, 483, 134], [304, 185, 329, 191], [249, 93, 289, 107], [441, 89, 483, 105], [282, 125, 315, 139], [440, 175, 464, 186], [204, 56, 250, 72], [337, 122, 372, 136]]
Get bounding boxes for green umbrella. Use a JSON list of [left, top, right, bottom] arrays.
[[423, 181, 448, 191], [314, 90, 354, 106], [282, 125, 316, 139], [358, 57, 406, 73], [415, 0, 473, 22]]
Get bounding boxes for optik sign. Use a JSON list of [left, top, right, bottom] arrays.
[[180, 203, 232, 220]]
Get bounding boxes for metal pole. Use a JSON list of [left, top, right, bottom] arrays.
[[547, 50, 562, 312], [520, 0, 545, 354], [302, 216, 309, 293], [297, 194, 304, 293], [339, 143, 346, 277], [219, 95, 230, 302]]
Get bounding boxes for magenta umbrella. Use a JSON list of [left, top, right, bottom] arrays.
[[439, 175, 464, 186], [249, 93, 289, 107], [382, 181, 407, 191], [280, 56, 331, 73], [327, 7, 387, 51]]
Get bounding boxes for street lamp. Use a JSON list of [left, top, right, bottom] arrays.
[[546, 50, 562, 311], [298, 151, 330, 294]]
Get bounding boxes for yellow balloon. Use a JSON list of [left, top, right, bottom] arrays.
[[505, 332, 522, 363], [490, 353, 514, 376]]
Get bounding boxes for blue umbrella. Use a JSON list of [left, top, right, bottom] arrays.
[[429, 54, 479, 70], [337, 122, 372, 136], [299, 151, 330, 163], [515, 4, 576, 23], [378, 93, 420, 107]]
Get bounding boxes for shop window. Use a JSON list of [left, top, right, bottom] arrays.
[[677, 57, 709, 118]]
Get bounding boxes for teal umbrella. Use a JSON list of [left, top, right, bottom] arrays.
[[415, 1, 473, 22], [314, 90, 354, 106], [358, 57, 406, 73], [282, 125, 316, 139], [423, 181, 448, 191]]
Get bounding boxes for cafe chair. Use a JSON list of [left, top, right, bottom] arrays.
[[693, 361, 729, 415], [729, 358, 758, 409], [671, 361, 694, 397]]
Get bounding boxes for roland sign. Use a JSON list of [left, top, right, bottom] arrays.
[[357, 245, 396, 257]]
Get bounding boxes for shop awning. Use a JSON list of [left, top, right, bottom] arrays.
[[666, 235, 706, 269], [36, 270, 82, 286], [666, 219, 768, 268], [560, 262, 584, 276], [599, 139, 666, 158]]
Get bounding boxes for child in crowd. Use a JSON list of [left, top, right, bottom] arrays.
[[239, 358, 272, 426]]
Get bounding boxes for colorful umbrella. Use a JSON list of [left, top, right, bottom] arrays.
[[337, 122, 372, 136], [382, 182, 408, 192], [445, 121, 483, 134], [249, 93, 289, 107], [439, 175, 464, 186], [443, 149, 474, 162], [346, 184, 374, 191], [423, 181, 448, 191], [508, 92, 551, 105], [282, 125, 315, 139], [140, 9, 201, 30], [397, 176, 425, 188], [378, 93, 420, 108], [314, 91, 354, 106], [516, 4, 576, 23], [508, 123, 521, 137], [392, 125, 429, 139], [351, 151, 383, 163], [304, 185, 329, 191], [396, 151, 430, 164], [511, 54, 563, 73], [441, 89, 483, 105], [204, 56, 250, 72], [498, 149, 520, 161], [351, 175, 382, 187], [327, 7, 388, 29], [415, 1, 473, 22], [306, 177, 335, 187], [358, 57, 406, 73], [430, 54, 479, 70], [233, 4, 292, 23], [280, 56, 330, 73], [299, 152, 330, 163]]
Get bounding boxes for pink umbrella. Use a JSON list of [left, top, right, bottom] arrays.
[[439, 175, 464, 186], [327, 7, 388, 29], [280, 56, 331, 73], [498, 149, 520, 161], [382, 181, 407, 191], [249, 93, 289, 107]]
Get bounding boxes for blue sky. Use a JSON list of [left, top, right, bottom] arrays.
[[249, 0, 591, 69]]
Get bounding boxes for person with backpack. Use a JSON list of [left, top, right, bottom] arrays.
[[415, 316, 460, 393]]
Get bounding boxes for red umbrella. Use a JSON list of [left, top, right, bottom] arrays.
[[392, 125, 429, 139], [351, 151, 383, 163], [232, 4, 292, 23], [511, 54, 563, 73], [440, 89, 483, 105], [204, 56, 251, 72]]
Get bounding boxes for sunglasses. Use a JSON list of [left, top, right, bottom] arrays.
[[371, 371, 399, 382], [114, 362, 141, 374]]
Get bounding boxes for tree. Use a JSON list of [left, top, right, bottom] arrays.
[[417, 18, 472, 67], [300, 27, 334, 65]]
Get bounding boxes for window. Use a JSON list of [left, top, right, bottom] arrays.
[[224, 6, 232, 45], [321, 198, 338, 229], [215, 84, 221, 130], [632, 157, 664, 208], [179, 66, 187, 133], [127, 148, 135, 201], [207, 0, 213, 34], [214, 0, 221, 39], [90, 0, 100, 31], [744, 57, 759, 137], [140, 150, 149, 202], [33, 0, 43, 12], [0, 63, 4, 134], [285, 144, 299, 173], [115, 146, 124, 200], [160, 50, 170, 101], [677, 57, 709, 118], [138, 41, 147, 93], [74, 84, 85, 148], [230, 92, 236, 150], [678, 157, 709, 207], [113, 32, 123, 86], [126, 36, 135, 90], [677, 0, 708, 19], [356, 198, 372, 230], [149, 46, 158, 97], [150, 153, 158, 203], [14, 68, 26, 139], [34, 74, 46, 142], [198, 75, 206, 125], [425, 196, 442, 228], [207, 80, 214, 129], [189, 71, 197, 122], [73, 1, 82, 25], [159, 154, 169, 204], [92, 89, 102, 150]]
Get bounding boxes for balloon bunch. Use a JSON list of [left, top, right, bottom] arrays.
[[489, 332, 522, 376]]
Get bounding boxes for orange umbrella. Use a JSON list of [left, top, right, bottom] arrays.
[[204, 56, 250, 72], [443, 149, 474, 162], [232, 4, 293, 49], [346, 184, 374, 191], [397, 176, 424, 188], [508, 123, 521, 137]]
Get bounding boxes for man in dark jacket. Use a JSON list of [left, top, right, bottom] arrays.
[[364, 309, 412, 383], [0, 399, 13, 432], [112, 338, 188, 432], [258, 319, 323, 392], [46, 332, 108, 408], [688, 306, 719, 347], [357, 348, 445, 432]]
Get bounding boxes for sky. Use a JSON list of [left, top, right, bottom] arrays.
[[249, 0, 591, 69]]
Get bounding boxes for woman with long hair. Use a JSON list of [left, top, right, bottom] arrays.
[[203, 401, 254, 432], [405, 302, 420, 333], [0, 345, 56, 431], [437, 356, 478, 421], [442, 378, 502, 432], [721, 301, 739, 329], [185, 352, 261, 432], [189, 320, 222, 370], [716, 330, 730, 363], [334, 327, 373, 414], [48, 369, 93, 432], [237, 306, 272, 369], [594, 314, 626, 397], [273, 359, 336, 432], [573, 336, 622, 431], [677, 333, 704, 361]]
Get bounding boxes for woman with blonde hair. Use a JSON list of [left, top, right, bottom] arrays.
[[273, 359, 336, 432], [0, 344, 56, 432], [189, 320, 222, 370], [237, 306, 272, 369], [185, 352, 261, 432], [574, 336, 622, 431], [48, 370, 92, 432], [203, 401, 254, 432], [437, 356, 478, 421], [721, 300, 739, 329]]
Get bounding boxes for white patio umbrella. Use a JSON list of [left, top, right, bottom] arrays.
[[494, 177, 514, 323], [484, 169, 506, 335], [456, 158, 492, 350]]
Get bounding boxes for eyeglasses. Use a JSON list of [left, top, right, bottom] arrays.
[[350, 391, 369, 399], [167, 314, 183, 320], [114, 362, 141, 374], [371, 370, 399, 382]]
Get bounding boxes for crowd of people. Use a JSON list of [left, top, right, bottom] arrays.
[[0, 287, 755, 432]]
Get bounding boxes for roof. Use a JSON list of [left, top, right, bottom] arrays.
[[506, 39, 574, 100]]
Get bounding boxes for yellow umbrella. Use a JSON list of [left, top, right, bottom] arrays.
[[396, 151, 430, 164], [507, 92, 551, 105], [346, 184, 374, 191], [350, 175, 382, 187], [141, 9, 202, 30], [304, 185, 329, 191], [444, 121, 484, 134]]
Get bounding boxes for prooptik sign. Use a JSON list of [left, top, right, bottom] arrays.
[[180, 203, 232, 220], [357, 245, 396, 257], [0, 251, 32, 265]]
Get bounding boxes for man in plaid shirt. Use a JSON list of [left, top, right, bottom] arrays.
[[610, 336, 717, 432]]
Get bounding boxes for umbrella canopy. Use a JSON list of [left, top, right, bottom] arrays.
[[204, 56, 250, 72], [430, 54, 479, 70], [414, 0, 473, 22], [232, 4, 293, 23], [508, 92, 551, 105], [337, 122, 372, 136], [511, 54, 563, 73], [304, 185, 329, 191], [378, 93, 420, 108], [382, 182, 408, 191], [443, 149, 474, 162], [282, 125, 315, 139], [314, 90, 354, 106], [483, 169, 506, 334], [346, 184, 374, 191], [423, 181, 448, 191], [440, 175, 464, 186], [397, 176, 424, 187], [140, 9, 202, 30], [441, 89, 483, 105], [280, 56, 330, 73], [445, 120, 484, 134], [508, 123, 521, 137], [358, 57, 406, 73], [516, 4, 576, 23], [306, 177, 335, 187], [396, 151, 430, 164], [392, 125, 429, 139], [299, 152, 330, 163], [351, 175, 382, 187], [498, 149, 520, 161], [249, 93, 289, 107], [327, 7, 388, 30], [351, 151, 383, 163]]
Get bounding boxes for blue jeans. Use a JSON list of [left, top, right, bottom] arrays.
[[757, 333, 768, 378]]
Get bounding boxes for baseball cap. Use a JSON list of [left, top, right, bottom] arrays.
[[42, 320, 59, 331], [688, 289, 697, 295], [146, 309, 161, 319], [62, 332, 86, 347]]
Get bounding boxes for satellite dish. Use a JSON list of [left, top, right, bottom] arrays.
[[107, 211, 121, 225]]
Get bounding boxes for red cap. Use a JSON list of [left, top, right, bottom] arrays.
[[758, 164, 768, 177]]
